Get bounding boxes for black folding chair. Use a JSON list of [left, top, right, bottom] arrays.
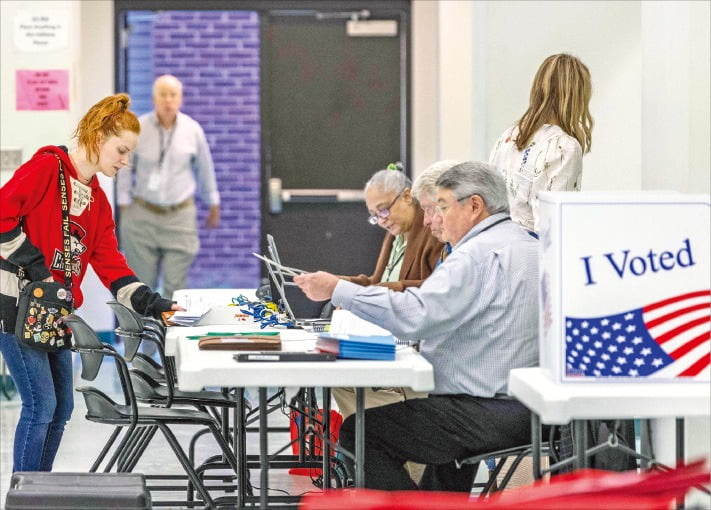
[[457, 442, 555, 496], [63, 313, 241, 509]]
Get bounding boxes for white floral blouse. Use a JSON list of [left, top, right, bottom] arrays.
[[488, 124, 583, 232]]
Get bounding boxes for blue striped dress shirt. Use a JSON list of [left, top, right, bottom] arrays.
[[332, 213, 539, 396]]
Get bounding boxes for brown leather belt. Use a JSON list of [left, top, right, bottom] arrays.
[[134, 197, 193, 214]]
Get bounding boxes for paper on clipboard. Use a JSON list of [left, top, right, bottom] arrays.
[[252, 252, 309, 276]]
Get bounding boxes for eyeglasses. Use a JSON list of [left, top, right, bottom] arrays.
[[367, 189, 405, 225], [434, 194, 475, 216]]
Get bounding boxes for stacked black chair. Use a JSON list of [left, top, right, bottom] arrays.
[[106, 301, 344, 504], [106, 300, 252, 500], [63, 313, 241, 509]]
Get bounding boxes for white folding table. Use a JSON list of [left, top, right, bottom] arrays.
[[173, 325, 434, 508], [508, 367, 711, 478]]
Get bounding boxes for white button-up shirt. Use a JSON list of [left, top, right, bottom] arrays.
[[489, 124, 582, 232]]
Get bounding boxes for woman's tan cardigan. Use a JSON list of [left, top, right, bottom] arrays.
[[345, 207, 443, 292]]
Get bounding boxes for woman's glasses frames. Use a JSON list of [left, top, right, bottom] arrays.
[[367, 189, 405, 225]]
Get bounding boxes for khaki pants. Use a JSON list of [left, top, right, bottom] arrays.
[[119, 201, 199, 298], [332, 387, 428, 484]]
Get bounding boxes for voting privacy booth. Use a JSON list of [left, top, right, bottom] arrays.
[[537, 192, 710, 383]]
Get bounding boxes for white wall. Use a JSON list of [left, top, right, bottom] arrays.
[[0, 0, 81, 184], [411, 0, 439, 171], [411, 0, 710, 199], [75, 0, 116, 334], [0, 0, 115, 332], [642, 1, 711, 194], [479, 1, 643, 191]]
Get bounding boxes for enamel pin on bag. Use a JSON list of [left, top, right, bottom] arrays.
[[13, 153, 74, 351]]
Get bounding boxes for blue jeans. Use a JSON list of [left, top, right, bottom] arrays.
[[0, 332, 74, 472]]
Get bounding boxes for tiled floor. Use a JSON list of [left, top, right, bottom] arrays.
[[7, 354, 706, 509], [0, 353, 324, 509]]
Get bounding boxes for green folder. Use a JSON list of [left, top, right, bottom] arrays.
[[186, 331, 280, 340]]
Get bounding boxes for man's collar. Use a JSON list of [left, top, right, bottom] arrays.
[[453, 212, 510, 249], [150, 111, 180, 127]]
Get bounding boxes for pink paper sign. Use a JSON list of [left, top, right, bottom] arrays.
[[16, 70, 69, 111]]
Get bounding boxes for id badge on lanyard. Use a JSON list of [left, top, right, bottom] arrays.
[[69, 178, 92, 216], [147, 169, 161, 191]]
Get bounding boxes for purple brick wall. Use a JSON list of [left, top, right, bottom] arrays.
[[149, 10, 262, 289]]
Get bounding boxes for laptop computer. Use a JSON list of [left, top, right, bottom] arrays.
[[264, 234, 330, 329]]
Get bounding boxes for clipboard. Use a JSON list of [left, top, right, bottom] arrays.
[[198, 336, 282, 351]]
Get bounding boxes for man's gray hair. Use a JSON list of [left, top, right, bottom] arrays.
[[364, 167, 412, 196], [411, 160, 461, 201], [435, 161, 509, 215]]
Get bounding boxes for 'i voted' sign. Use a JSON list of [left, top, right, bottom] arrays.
[[538, 192, 710, 383]]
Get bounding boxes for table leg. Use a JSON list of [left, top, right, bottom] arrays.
[[355, 387, 365, 487], [322, 387, 332, 489], [235, 388, 247, 508], [296, 389, 306, 465], [676, 417, 685, 510], [675, 417, 685, 465], [259, 388, 268, 510], [573, 420, 588, 469], [531, 413, 542, 479], [639, 419, 652, 469]]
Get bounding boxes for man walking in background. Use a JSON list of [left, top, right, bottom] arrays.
[[117, 74, 220, 299]]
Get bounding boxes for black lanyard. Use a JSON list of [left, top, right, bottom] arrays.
[[55, 155, 73, 291], [158, 125, 175, 166], [476, 216, 511, 236]]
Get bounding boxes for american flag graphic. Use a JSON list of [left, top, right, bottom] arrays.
[[565, 290, 710, 378]]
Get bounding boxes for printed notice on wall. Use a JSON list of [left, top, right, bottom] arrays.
[[14, 10, 69, 52], [16, 70, 70, 111]]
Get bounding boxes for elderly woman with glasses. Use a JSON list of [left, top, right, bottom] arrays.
[[343, 163, 444, 291], [333, 163, 443, 485]]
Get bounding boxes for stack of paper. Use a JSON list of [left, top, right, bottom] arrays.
[[328, 309, 393, 336], [165, 311, 202, 326], [316, 333, 396, 360], [166, 306, 249, 327]]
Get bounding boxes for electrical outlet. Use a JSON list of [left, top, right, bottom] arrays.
[[1, 148, 23, 171]]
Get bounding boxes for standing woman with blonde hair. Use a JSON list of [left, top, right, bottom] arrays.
[[0, 93, 180, 473], [489, 53, 593, 235]]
